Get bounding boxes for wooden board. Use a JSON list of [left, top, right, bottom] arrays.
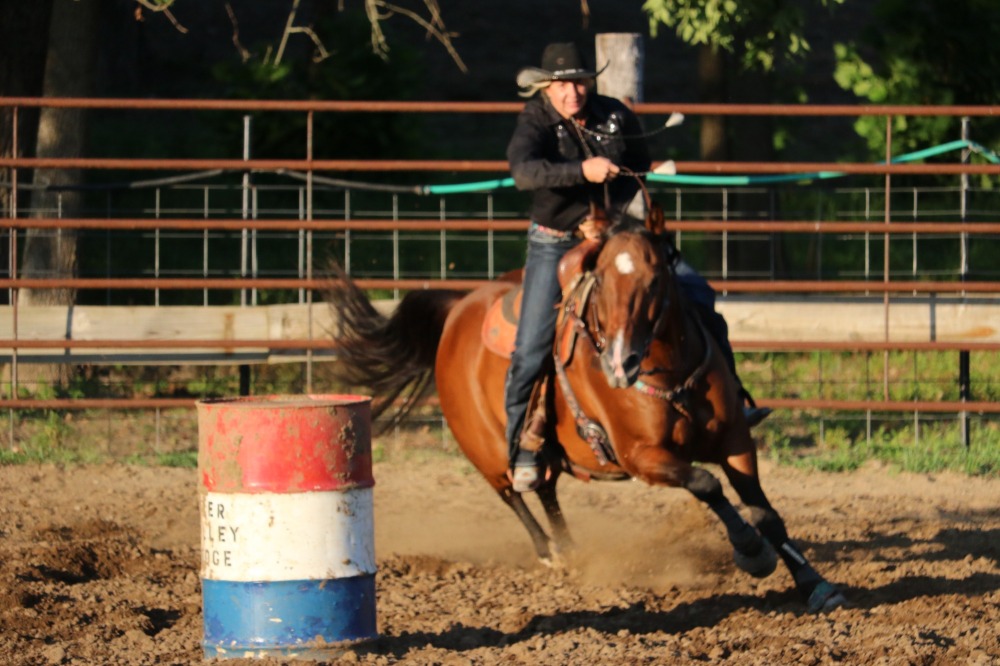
[[717, 295, 1000, 344], [0, 296, 997, 364]]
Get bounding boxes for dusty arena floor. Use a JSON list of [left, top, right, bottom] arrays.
[[0, 449, 997, 665]]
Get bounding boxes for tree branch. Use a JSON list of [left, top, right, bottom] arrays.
[[223, 2, 250, 63], [133, 0, 188, 34], [367, 0, 467, 73]]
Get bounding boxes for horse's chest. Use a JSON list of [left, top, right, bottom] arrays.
[[670, 414, 697, 448]]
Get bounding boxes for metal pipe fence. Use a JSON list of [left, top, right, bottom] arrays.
[[1, 97, 999, 452]]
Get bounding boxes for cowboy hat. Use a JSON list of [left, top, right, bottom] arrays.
[[516, 42, 609, 97]]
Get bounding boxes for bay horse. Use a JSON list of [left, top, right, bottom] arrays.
[[327, 215, 845, 613]]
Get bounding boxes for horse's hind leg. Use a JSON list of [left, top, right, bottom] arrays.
[[722, 449, 846, 613], [499, 487, 559, 567]]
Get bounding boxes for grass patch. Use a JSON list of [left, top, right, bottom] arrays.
[[122, 450, 199, 468], [1, 352, 996, 477], [759, 414, 1000, 476], [741, 349, 1000, 402]]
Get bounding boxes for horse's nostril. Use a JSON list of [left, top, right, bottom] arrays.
[[623, 353, 641, 376]]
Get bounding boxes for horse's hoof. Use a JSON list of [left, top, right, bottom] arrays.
[[733, 539, 778, 579], [539, 545, 573, 570], [807, 581, 847, 613]]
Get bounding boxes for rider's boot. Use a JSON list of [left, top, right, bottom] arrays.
[[510, 382, 548, 493], [741, 387, 772, 428]]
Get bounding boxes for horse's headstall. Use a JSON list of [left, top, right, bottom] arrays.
[[557, 271, 603, 365]]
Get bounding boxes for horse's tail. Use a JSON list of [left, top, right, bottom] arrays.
[[327, 268, 464, 433]]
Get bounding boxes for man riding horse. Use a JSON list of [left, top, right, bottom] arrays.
[[505, 42, 770, 493]]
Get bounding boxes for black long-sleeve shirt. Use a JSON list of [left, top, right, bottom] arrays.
[[506, 92, 651, 232]]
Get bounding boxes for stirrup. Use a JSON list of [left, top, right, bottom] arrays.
[[511, 465, 544, 493], [510, 449, 545, 493]]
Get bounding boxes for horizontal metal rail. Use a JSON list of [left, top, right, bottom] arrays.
[[1, 96, 998, 117], [1, 338, 997, 352], [4, 156, 1000, 175], [7, 217, 1000, 234], [0, 278, 995, 293], [0, 339, 336, 350], [0, 397, 996, 413]]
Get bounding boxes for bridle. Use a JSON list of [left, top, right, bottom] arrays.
[[553, 224, 715, 464]]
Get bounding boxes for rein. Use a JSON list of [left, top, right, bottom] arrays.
[[633, 316, 714, 420], [554, 271, 618, 466], [554, 354, 617, 466]]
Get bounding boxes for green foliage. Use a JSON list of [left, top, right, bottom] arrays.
[[834, 42, 955, 158], [123, 450, 198, 468], [209, 10, 423, 161], [0, 411, 103, 465], [832, 0, 1000, 167], [642, 0, 843, 71]]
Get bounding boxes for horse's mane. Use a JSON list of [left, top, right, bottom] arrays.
[[606, 217, 651, 239]]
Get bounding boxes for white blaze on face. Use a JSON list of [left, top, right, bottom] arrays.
[[612, 329, 626, 380], [614, 251, 635, 275]]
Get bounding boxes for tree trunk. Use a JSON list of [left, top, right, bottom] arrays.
[[697, 44, 727, 276], [697, 44, 727, 162], [20, 0, 99, 306], [0, 0, 53, 306]]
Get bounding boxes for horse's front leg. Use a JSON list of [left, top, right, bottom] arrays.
[[498, 487, 560, 568], [630, 446, 777, 579], [722, 449, 847, 613], [536, 477, 574, 561]]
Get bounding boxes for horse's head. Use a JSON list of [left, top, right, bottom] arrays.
[[590, 221, 669, 389]]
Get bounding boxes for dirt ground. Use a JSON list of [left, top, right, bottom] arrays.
[[0, 445, 997, 665]]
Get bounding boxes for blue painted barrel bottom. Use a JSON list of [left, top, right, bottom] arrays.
[[202, 574, 377, 659]]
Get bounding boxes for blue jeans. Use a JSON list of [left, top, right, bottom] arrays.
[[504, 224, 580, 462], [674, 256, 738, 376]]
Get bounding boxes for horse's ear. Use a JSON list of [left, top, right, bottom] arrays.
[[646, 200, 666, 236]]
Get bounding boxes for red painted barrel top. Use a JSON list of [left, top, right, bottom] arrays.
[[198, 394, 373, 493]]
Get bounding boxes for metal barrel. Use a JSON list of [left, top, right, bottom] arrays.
[[197, 395, 376, 660]]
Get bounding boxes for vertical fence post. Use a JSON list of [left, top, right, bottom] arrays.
[[722, 188, 729, 294], [344, 190, 351, 275], [154, 188, 161, 307], [306, 111, 315, 394], [439, 197, 447, 280], [392, 194, 400, 299], [8, 106, 18, 447], [239, 115, 252, 397], [203, 186, 210, 307], [486, 194, 495, 279], [883, 115, 892, 402], [864, 187, 871, 286], [251, 187, 259, 306], [959, 117, 971, 448], [297, 187, 305, 303]]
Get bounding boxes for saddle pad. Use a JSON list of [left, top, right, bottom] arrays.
[[482, 286, 522, 358]]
